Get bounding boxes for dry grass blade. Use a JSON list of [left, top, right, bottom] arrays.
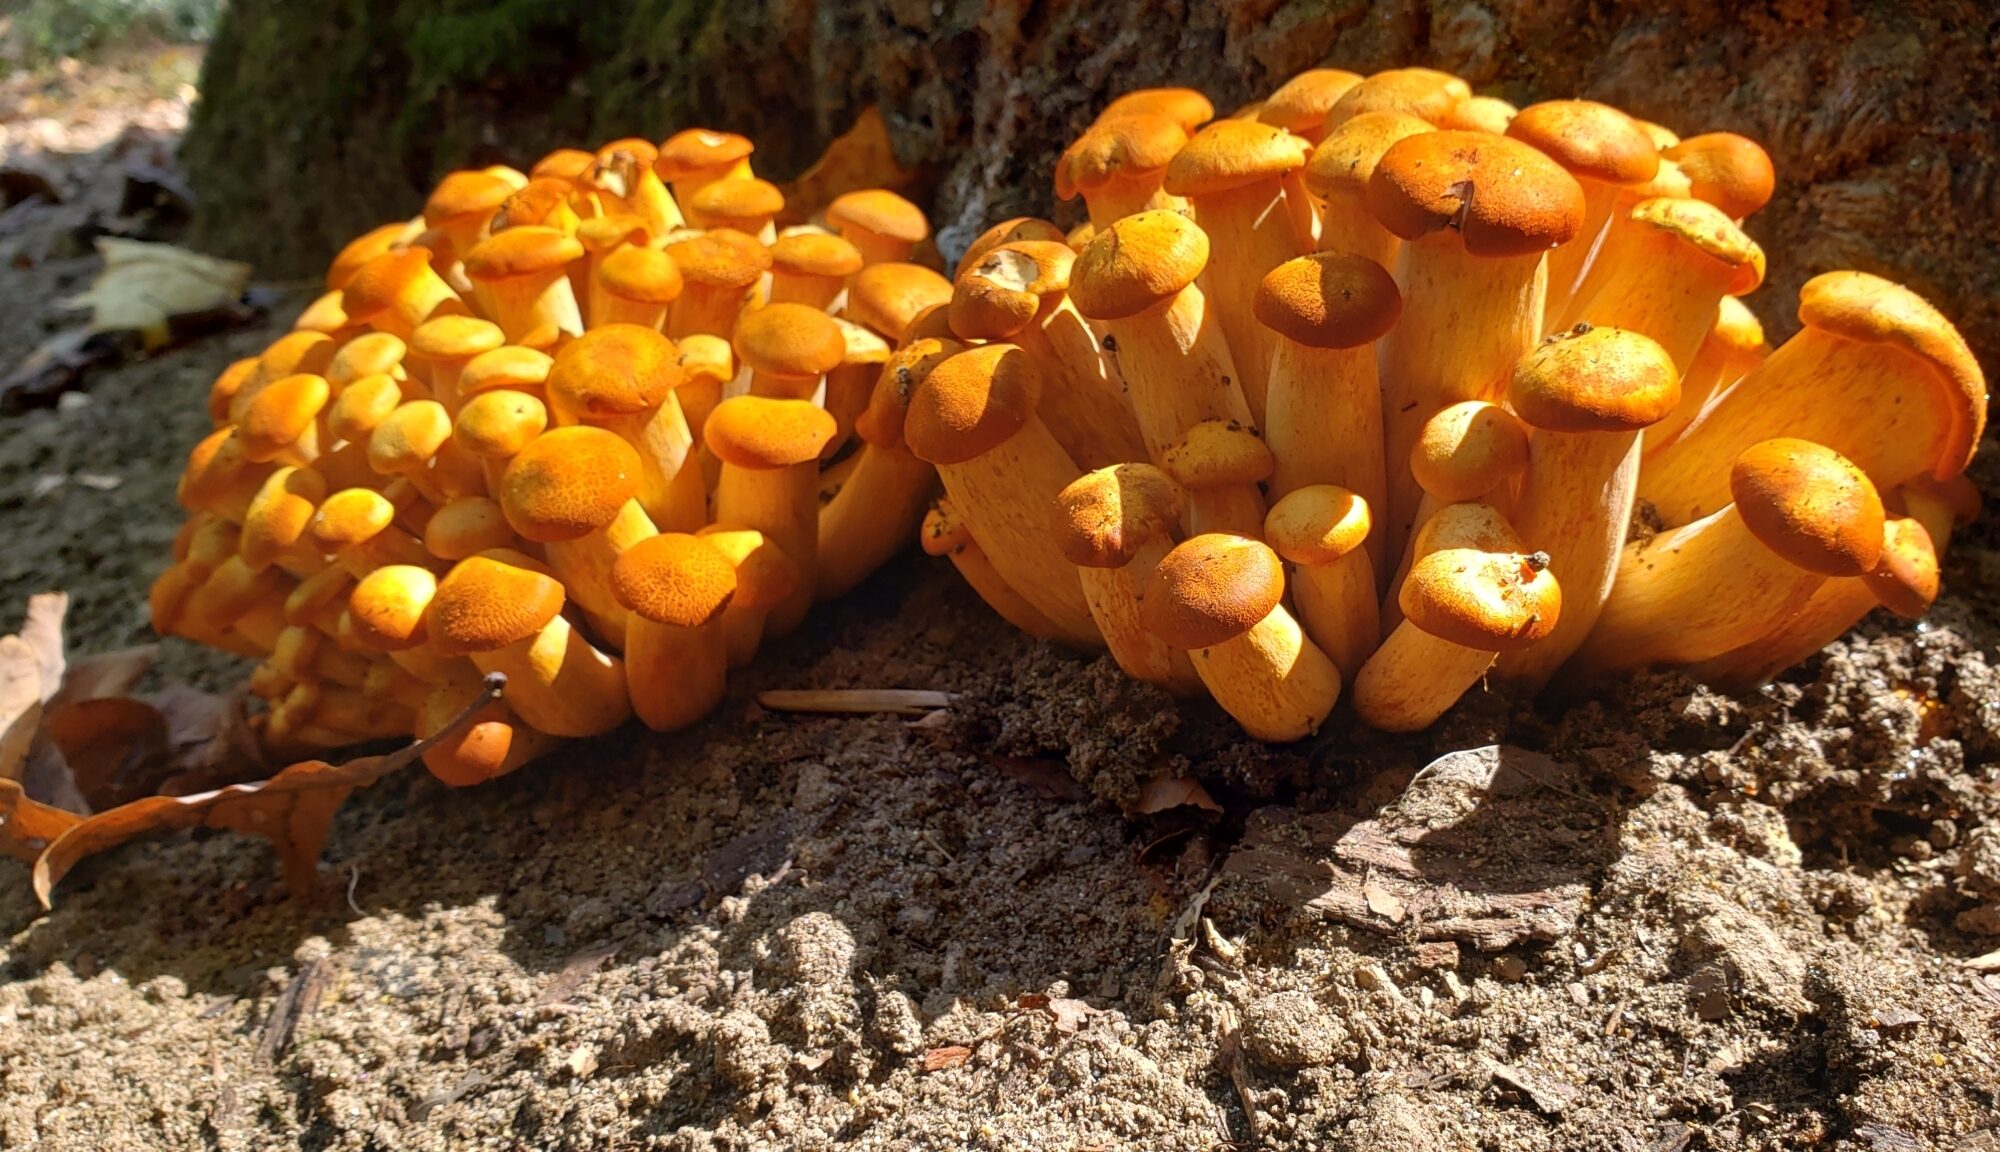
[[756, 689, 958, 716]]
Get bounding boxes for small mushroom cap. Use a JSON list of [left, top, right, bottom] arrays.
[[1050, 463, 1186, 568], [1254, 252, 1402, 349], [653, 129, 753, 180], [703, 396, 839, 469], [1795, 271, 1987, 478], [1633, 118, 1680, 150], [178, 427, 254, 511], [454, 390, 548, 458], [1899, 473, 1983, 529], [283, 564, 352, 626], [1402, 545, 1561, 650], [410, 315, 505, 364], [1302, 111, 1436, 199], [611, 533, 738, 627], [1860, 515, 1940, 619], [240, 466, 327, 568], [666, 229, 771, 289], [1327, 69, 1467, 125], [1662, 132, 1775, 219], [734, 303, 848, 378], [949, 241, 1076, 340], [1507, 326, 1681, 433], [1411, 401, 1532, 501], [904, 344, 1043, 466], [1710, 295, 1768, 355], [1506, 100, 1659, 186], [826, 189, 930, 244], [1098, 87, 1215, 132], [369, 400, 454, 475], [1435, 95, 1518, 135], [1055, 113, 1189, 199], [239, 374, 330, 460], [1624, 198, 1765, 295], [458, 345, 554, 396], [675, 333, 736, 383], [1069, 209, 1209, 320], [1730, 439, 1887, 578], [845, 262, 954, 341], [424, 170, 517, 227], [347, 565, 437, 650], [1160, 419, 1275, 488], [342, 248, 448, 322], [1065, 219, 1097, 253], [597, 245, 685, 304], [257, 331, 337, 382], [207, 357, 261, 422], [311, 487, 397, 548], [1257, 69, 1365, 135], [575, 214, 651, 254], [903, 302, 957, 342], [1367, 131, 1586, 257], [688, 176, 785, 224], [500, 425, 643, 542], [697, 525, 803, 611], [1163, 119, 1311, 197], [1264, 485, 1372, 566], [463, 227, 585, 281], [956, 217, 1067, 278], [326, 332, 406, 388], [327, 221, 412, 291], [768, 231, 865, 279], [547, 324, 683, 418], [429, 556, 566, 655], [294, 290, 351, 335], [424, 496, 518, 560], [920, 498, 972, 557], [858, 336, 964, 450], [1141, 533, 1287, 649], [531, 148, 596, 181], [493, 177, 578, 230]]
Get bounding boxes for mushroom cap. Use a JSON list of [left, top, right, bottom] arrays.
[[1624, 197, 1765, 295], [454, 390, 548, 458], [1327, 69, 1467, 126], [530, 148, 596, 181], [902, 302, 957, 342], [458, 345, 553, 397], [410, 315, 505, 363], [688, 176, 785, 223], [178, 427, 256, 511], [346, 565, 437, 650], [1367, 131, 1586, 257], [1141, 533, 1286, 649], [546, 324, 683, 417], [858, 336, 964, 450], [283, 564, 352, 626], [734, 303, 848, 378], [1633, 118, 1680, 150], [1795, 271, 1987, 478], [342, 248, 445, 322], [1258, 69, 1366, 134], [326, 332, 406, 388], [328, 374, 404, 442], [703, 396, 839, 469], [293, 290, 351, 336], [833, 315, 893, 366], [463, 227, 585, 281], [1069, 209, 1210, 320], [327, 221, 412, 291], [429, 556, 566, 655], [1098, 87, 1215, 133], [424, 496, 518, 561], [1506, 100, 1660, 186], [1411, 401, 1532, 502], [239, 374, 330, 460], [845, 261, 954, 341], [1302, 111, 1436, 199], [826, 189, 929, 243], [575, 214, 652, 254], [697, 526, 802, 611], [1710, 295, 1768, 355], [257, 330, 337, 382], [368, 400, 454, 477], [1254, 251, 1403, 349], [493, 177, 578, 231], [597, 245, 685, 304], [949, 241, 1076, 340], [768, 231, 865, 279], [499, 425, 643, 542], [920, 497, 973, 557], [1402, 544, 1562, 651], [956, 216, 1067, 278], [904, 343, 1043, 466], [1435, 95, 1518, 135], [1264, 485, 1372, 566], [1160, 419, 1275, 488], [1050, 463, 1186, 568], [1729, 438, 1887, 578], [240, 466, 327, 569], [311, 487, 397, 548], [1865, 515, 1941, 619], [653, 128, 755, 179], [424, 169, 517, 227], [1662, 132, 1776, 219], [611, 533, 738, 627], [206, 357, 260, 423], [666, 229, 771, 289], [1162, 119, 1311, 197], [1055, 113, 1189, 198], [1507, 325, 1681, 433]]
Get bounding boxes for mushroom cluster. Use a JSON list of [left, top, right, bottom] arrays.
[[911, 66, 1986, 739], [154, 132, 947, 782]]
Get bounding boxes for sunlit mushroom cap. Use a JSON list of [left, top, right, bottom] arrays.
[[424, 496, 518, 561], [459, 346, 553, 397], [697, 526, 802, 611], [368, 401, 455, 476], [1624, 198, 1766, 295], [1161, 419, 1274, 488], [675, 334, 735, 385], [238, 374, 330, 461], [1729, 439, 1886, 578], [347, 565, 437, 650], [1050, 463, 1186, 568], [499, 426, 643, 542], [1663, 132, 1776, 219], [257, 331, 337, 383], [1056, 113, 1188, 199], [1367, 131, 1586, 257], [957, 217, 1067, 278], [949, 241, 1076, 340], [530, 148, 596, 181], [342, 248, 448, 324], [1098, 87, 1215, 132], [575, 214, 651, 254], [240, 466, 327, 570], [1302, 111, 1436, 200], [858, 336, 964, 451], [429, 556, 566, 655], [311, 487, 398, 548], [1264, 486, 1372, 566], [1163, 120, 1311, 197], [846, 262, 954, 341], [1507, 326, 1681, 433], [463, 227, 585, 282], [1141, 533, 1287, 649], [653, 129, 754, 180], [327, 221, 412, 291], [1258, 69, 1365, 135], [689, 177, 785, 228], [1069, 209, 1209, 320], [597, 245, 685, 305], [1402, 543, 1561, 651], [454, 390, 548, 458], [904, 344, 1044, 466], [410, 316, 505, 366], [1506, 100, 1659, 186], [826, 189, 930, 244], [1254, 252, 1402, 349], [702, 396, 839, 469], [1435, 95, 1518, 135], [611, 533, 737, 627], [1863, 516, 1941, 619], [1411, 401, 1531, 502], [1327, 69, 1467, 126], [207, 357, 261, 423], [547, 325, 684, 418], [768, 231, 865, 280], [666, 229, 771, 289], [734, 303, 848, 378], [493, 177, 579, 231]]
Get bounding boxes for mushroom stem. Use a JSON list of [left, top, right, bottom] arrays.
[[923, 499, 1069, 640], [815, 447, 936, 602], [1352, 625, 1501, 732], [712, 464, 817, 636], [1180, 179, 1300, 426], [468, 614, 629, 737], [1051, 464, 1204, 696], [541, 499, 658, 648]]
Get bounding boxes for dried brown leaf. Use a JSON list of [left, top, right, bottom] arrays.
[[44, 696, 169, 810], [922, 1045, 972, 1072], [48, 644, 157, 707], [982, 754, 1086, 801], [0, 635, 44, 782], [0, 778, 84, 862], [1136, 776, 1223, 815], [18, 593, 67, 702], [776, 107, 917, 227]]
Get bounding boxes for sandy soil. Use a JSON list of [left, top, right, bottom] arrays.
[[3, 41, 2000, 1152]]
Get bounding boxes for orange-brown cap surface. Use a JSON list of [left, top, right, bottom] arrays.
[[1368, 131, 1586, 256], [1255, 252, 1402, 348], [949, 241, 1076, 340], [1099, 87, 1215, 132], [904, 344, 1044, 465], [1625, 198, 1765, 294], [1056, 113, 1188, 199], [1069, 209, 1209, 320], [769, 231, 865, 279], [1141, 533, 1286, 648], [612, 533, 738, 627], [1327, 69, 1466, 126], [1264, 485, 1372, 566], [1051, 463, 1186, 568], [327, 221, 412, 291], [1730, 438, 1886, 578], [1402, 545, 1561, 650], [689, 177, 785, 225], [429, 556, 566, 655], [597, 245, 685, 304], [1163, 120, 1310, 197], [858, 336, 964, 450], [666, 229, 771, 288], [1663, 132, 1776, 219], [499, 425, 643, 542], [1411, 401, 1531, 501], [697, 526, 802, 611], [463, 227, 585, 281], [410, 315, 505, 362], [1506, 100, 1659, 186], [826, 189, 929, 243], [1864, 516, 1940, 618], [239, 374, 330, 459], [311, 487, 397, 548], [845, 262, 953, 340], [957, 217, 1067, 277], [346, 566, 437, 650], [454, 390, 548, 458], [1161, 419, 1275, 488], [1508, 326, 1680, 433], [653, 129, 754, 179], [1258, 69, 1365, 135], [424, 170, 517, 227], [703, 396, 838, 468], [1302, 111, 1436, 199], [459, 346, 553, 396], [734, 303, 847, 378]]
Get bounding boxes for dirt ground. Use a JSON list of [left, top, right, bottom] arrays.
[[4, 39, 2000, 1152]]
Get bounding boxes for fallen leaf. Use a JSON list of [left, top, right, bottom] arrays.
[[1136, 776, 1223, 815], [776, 107, 917, 228], [0, 328, 130, 414], [18, 593, 67, 699], [536, 943, 621, 1006], [922, 1045, 972, 1072], [43, 696, 170, 810], [0, 779, 84, 862], [1044, 998, 1098, 1034], [0, 636, 44, 781], [63, 238, 251, 348], [563, 1045, 599, 1079], [47, 644, 156, 707]]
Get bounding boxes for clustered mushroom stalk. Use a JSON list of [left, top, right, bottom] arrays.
[[155, 132, 943, 778], [903, 68, 1984, 743]]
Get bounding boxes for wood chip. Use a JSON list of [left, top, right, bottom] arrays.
[[1483, 1057, 1576, 1115], [922, 1044, 972, 1071], [1964, 948, 2000, 972], [756, 689, 957, 715], [410, 1072, 488, 1121], [255, 956, 332, 1068]]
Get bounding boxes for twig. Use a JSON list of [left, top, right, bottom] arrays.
[[756, 689, 957, 716], [256, 956, 332, 1068], [1216, 1003, 1264, 1146]]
